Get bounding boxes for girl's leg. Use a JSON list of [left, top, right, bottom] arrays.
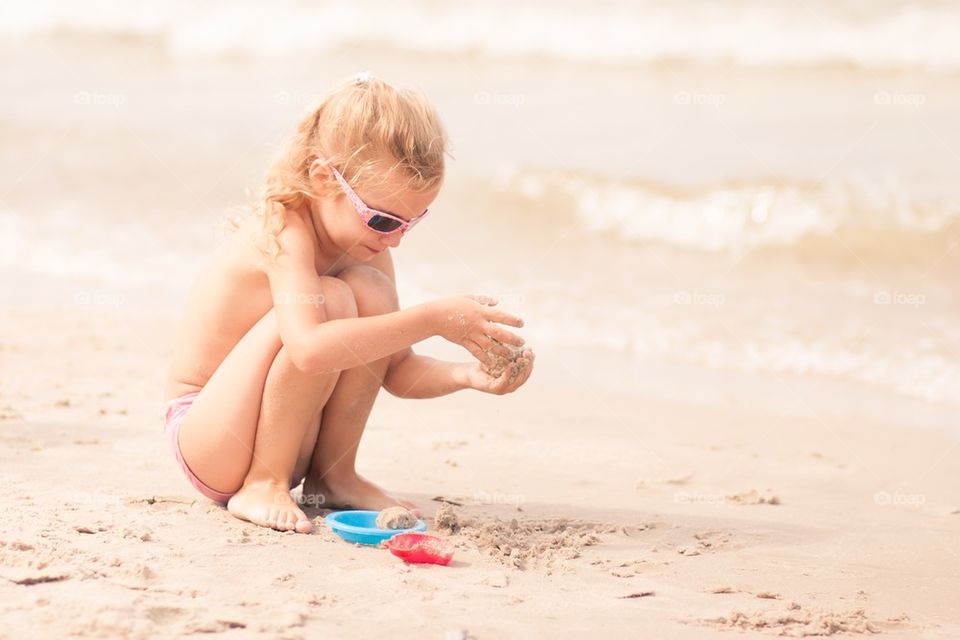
[[224, 343, 343, 533], [174, 276, 357, 531], [301, 266, 420, 514]]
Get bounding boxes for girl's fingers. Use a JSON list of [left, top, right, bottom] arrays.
[[461, 338, 481, 359], [484, 323, 525, 348], [490, 363, 515, 394], [464, 339, 496, 367], [472, 333, 494, 351], [474, 334, 512, 359], [485, 307, 524, 328], [515, 355, 534, 387], [503, 353, 534, 392], [504, 360, 525, 391]]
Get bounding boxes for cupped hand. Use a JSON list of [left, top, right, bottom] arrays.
[[458, 348, 535, 395]]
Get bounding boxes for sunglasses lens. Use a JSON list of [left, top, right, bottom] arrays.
[[367, 215, 403, 233]]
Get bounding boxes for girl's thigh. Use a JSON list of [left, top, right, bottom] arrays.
[[175, 310, 282, 495]]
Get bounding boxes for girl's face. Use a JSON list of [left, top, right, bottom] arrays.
[[313, 163, 440, 261]]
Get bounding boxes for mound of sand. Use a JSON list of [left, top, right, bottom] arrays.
[[375, 507, 417, 530], [433, 503, 603, 570], [480, 339, 526, 380]]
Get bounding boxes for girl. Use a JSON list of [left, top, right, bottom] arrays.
[[162, 74, 534, 534]]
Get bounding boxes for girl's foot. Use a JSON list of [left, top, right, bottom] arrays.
[[302, 472, 420, 517], [227, 479, 313, 533]]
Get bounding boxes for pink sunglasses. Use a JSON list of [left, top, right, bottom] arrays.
[[331, 166, 429, 235]]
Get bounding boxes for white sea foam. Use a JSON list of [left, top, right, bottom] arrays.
[[3, 0, 959, 72], [0, 211, 203, 291], [492, 167, 960, 258]]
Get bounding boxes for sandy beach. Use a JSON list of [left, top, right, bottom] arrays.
[[2, 303, 959, 638], [3, 1, 960, 637]]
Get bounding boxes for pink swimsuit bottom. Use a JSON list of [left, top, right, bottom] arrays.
[[162, 391, 236, 504]]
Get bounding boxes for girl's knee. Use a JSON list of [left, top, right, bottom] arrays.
[[317, 276, 359, 320], [336, 266, 399, 317]]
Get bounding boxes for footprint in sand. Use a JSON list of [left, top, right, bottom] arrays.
[[145, 607, 185, 625], [697, 603, 911, 636], [677, 530, 734, 556], [185, 619, 247, 633], [128, 563, 156, 581], [725, 489, 781, 505], [608, 560, 647, 578]]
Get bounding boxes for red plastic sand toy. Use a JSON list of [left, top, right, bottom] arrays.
[[382, 532, 455, 565]]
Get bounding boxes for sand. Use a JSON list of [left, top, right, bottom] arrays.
[[701, 604, 899, 636], [480, 339, 525, 379], [3, 22, 960, 637], [2, 305, 959, 638], [375, 507, 418, 530], [726, 489, 782, 506], [433, 503, 604, 571]]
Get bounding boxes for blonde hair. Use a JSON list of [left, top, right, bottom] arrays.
[[252, 73, 449, 258]]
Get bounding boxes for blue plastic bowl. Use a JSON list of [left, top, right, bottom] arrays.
[[324, 510, 426, 546]]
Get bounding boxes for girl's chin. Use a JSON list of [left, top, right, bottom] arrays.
[[346, 246, 377, 261]]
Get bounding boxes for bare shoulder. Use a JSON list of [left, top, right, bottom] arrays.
[[231, 211, 316, 275], [275, 211, 316, 255], [266, 212, 317, 270]]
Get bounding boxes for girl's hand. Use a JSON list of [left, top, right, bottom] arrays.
[[433, 295, 525, 367], [456, 348, 535, 395]]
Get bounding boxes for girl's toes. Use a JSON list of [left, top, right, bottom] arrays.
[[265, 509, 279, 528], [295, 516, 313, 534], [293, 508, 312, 533], [289, 512, 303, 531]]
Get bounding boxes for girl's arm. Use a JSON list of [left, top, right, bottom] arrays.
[[366, 242, 535, 398], [384, 347, 535, 398], [265, 217, 524, 375]]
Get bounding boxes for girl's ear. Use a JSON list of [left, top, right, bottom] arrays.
[[308, 156, 334, 182]]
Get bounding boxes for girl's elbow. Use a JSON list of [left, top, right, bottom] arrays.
[[288, 343, 332, 376]]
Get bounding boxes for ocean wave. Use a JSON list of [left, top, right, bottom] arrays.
[[0, 210, 205, 291], [490, 167, 960, 261], [3, 0, 960, 72]]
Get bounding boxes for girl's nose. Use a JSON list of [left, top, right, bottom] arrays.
[[382, 231, 402, 248]]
